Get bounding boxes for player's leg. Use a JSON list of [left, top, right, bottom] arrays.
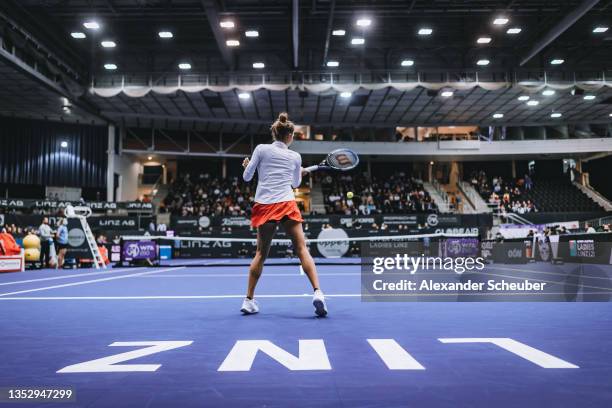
[[242, 222, 277, 314], [283, 219, 327, 316], [283, 219, 320, 289]]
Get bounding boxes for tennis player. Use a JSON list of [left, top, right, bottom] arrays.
[[241, 112, 327, 317]]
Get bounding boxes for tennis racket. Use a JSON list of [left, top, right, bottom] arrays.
[[304, 148, 359, 173]]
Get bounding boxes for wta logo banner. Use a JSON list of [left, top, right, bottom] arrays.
[[360, 239, 612, 302]]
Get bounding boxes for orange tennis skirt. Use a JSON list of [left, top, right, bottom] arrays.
[[251, 200, 303, 228]]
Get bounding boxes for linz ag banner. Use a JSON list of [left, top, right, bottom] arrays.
[[0, 199, 153, 212]]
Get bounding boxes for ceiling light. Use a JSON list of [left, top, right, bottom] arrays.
[[401, 59, 414, 67], [104, 63, 117, 70], [477, 59, 490, 66], [332, 29, 346, 36], [550, 59, 564, 65], [326, 60, 339, 67], [493, 17, 509, 25], [158, 31, 173, 38], [71, 32, 86, 39], [226, 39, 240, 47], [245, 30, 259, 37], [340, 91, 352, 98], [178, 63, 192, 70], [418, 28, 433, 35], [610, 113, 612, 117], [351, 38, 365, 45], [252, 62, 265, 69], [518, 96, 530, 101], [507, 27, 522, 34], [593, 26, 609, 33], [542, 89, 556, 96], [493, 113, 504, 119], [83, 20, 100, 30], [356, 18, 371, 27], [147, 156, 153, 160], [61, 141, 68, 148], [527, 100, 539, 106], [477, 37, 492, 44], [583, 95, 596, 100], [551, 112, 562, 118], [101, 40, 116, 48], [441, 90, 454, 97], [238, 92, 250, 99], [220, 20, 235, 29]]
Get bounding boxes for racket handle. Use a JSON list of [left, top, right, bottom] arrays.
[[304, 165, 320, 173]]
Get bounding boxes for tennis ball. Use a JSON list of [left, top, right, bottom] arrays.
[[347, 192, 354, 199]]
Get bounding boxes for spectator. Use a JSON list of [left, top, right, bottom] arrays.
[[55, 218, 69, 268], [38, 217, 53, 267]]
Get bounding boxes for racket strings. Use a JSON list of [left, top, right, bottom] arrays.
[[327, 150, 359, 170]]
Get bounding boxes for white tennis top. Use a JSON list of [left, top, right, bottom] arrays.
[[243, 141, 302, 204]]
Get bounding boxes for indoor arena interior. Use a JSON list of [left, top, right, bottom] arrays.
[[0, 1, 612, 407]]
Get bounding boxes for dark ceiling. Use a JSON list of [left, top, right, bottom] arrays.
[[0, 0, 611, 130], [5, 0, 612, 74]]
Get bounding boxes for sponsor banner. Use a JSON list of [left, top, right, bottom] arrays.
[[90, 217, 139, 230], [169, 213, 493, 230], [441, 238, 480, 258], [480, 240, 494, 259], [0, 199, 153, 212], [480, 239, 529, 264], [425, 214, 461, 228], [339, 217, 376, 227], [316, 228, 350, 258], [493, 239, 530, 264], [382, 215, 418, 226], [220, 217, 251, 227], [3, 215, 146, 232], [558, 232, 612, 264], [171, 216, 213, 230], [0, 256, 24, 273], [122, 240, 157, 261], [66, 218, 94, 259]]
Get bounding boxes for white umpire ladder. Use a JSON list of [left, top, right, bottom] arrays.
[[65, 205, 106, 269]]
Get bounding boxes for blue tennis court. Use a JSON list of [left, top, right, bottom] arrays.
[[1, 261, 611, 408]]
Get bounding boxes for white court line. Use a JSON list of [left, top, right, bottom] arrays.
[[0, 267, 184, 297], [0, 267, 141, 287], [135, 272, 361, 278], [0, 258, 225, 288], [0, 293, 361, 300], [1, 292, 611, 301]]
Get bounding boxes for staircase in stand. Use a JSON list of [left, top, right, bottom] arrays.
[[309, 182, 326, 214], [573, 182, 612, 211], [423, 182, 451, 213]]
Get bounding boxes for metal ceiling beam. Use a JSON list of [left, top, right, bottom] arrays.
[[102, 110, 612, 129], [0, 45, 107, 124], [200, 0, 234, 69], [322, 0, 336, 66], [520, 0, 601, 66], [293, 0, 299, 69]]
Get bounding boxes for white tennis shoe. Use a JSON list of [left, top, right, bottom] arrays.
[[313, 289, 328, 317], [240, 298, 259, 314]]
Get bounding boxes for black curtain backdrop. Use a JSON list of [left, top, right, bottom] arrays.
[[0, 117, 107, 188], [584, 156, 612, 201]]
